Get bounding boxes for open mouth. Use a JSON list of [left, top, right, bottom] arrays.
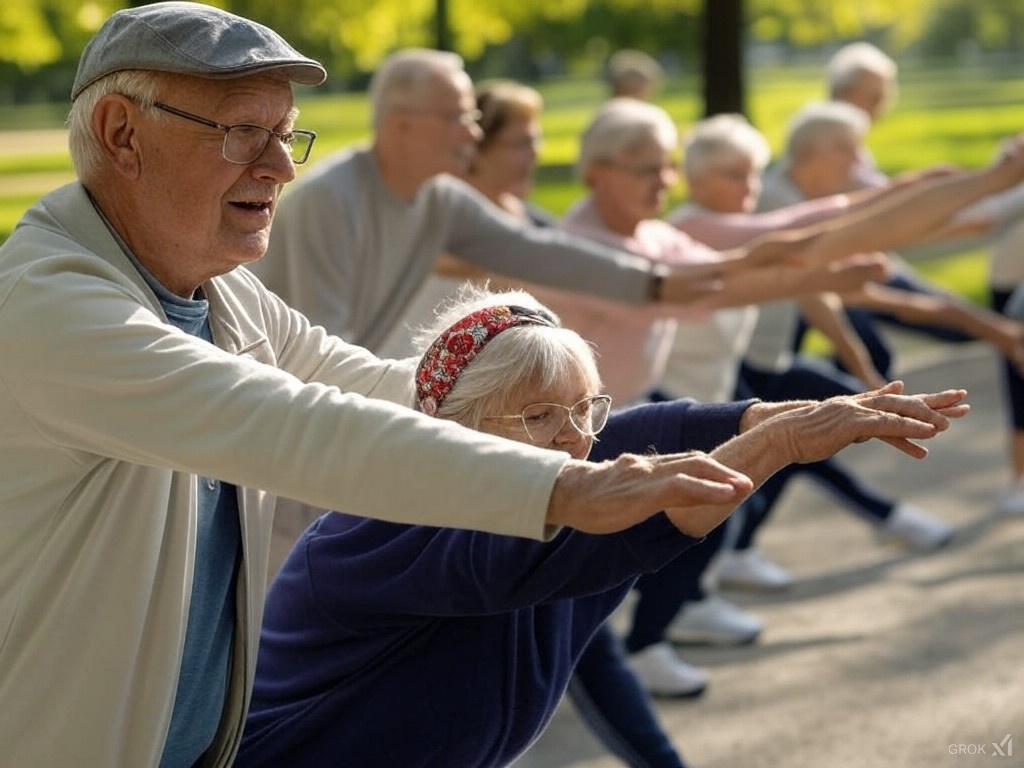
[[231, 200, 271, 212]]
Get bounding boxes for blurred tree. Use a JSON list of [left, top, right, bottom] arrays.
[[0, 0, 124, 101], [435, 0, 450, 51], [703, 0, 745, 117], [4, 0, 1024, 103], [747, 0, 931, 51], [917, 0, 1024, 57]]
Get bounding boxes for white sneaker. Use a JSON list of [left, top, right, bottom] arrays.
[[625, 642, 708, 699], [667, 595, 763, 646], [878, 503, 954, 551], [996, 484, 1024, 516], [708, 548, 793, 592]]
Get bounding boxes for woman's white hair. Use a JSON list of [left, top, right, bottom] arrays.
[[827, 42, 897, 99], [369, 48, 466, 130], [576, 98, 678, 180], [412, 284, 603, 430], [66, 70, 167, 181], [682, 113, 771, 179], [784, 100, 870, 160]]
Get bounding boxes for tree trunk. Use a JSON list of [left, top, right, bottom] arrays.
[[701, 0, 746, 117], [435, 0, 451, 51]]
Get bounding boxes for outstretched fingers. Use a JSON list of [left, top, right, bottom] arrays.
[[850, 391, 969, 458], [915, 388, 971, 421], [856, 384, 970, 432]]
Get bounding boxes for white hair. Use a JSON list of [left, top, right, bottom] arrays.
[[577, 98, 678, 179], [369, 48, 466, 130], [412, 285, 603, 429], [827, 42, 897, 98], [66, 70, 166, 181], [605, 49, 663, 98], [682, 113, 771, 178], [784, 100, 870, 159]]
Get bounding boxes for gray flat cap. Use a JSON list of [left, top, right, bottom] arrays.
[[71, 1, 326, 101]]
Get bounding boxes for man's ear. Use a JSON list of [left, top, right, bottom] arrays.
[[91, 94, 143, 178]]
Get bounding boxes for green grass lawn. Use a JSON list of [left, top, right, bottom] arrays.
[[1, 61, 1019, 311]]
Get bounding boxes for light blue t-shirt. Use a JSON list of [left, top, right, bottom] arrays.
[[158, 292, 241, 768], [93, 200, 242, 767]]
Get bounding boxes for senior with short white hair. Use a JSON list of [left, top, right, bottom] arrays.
[[759, 100, 872, 211], [575, 96, 678, 176], [682, 113, 771, 184], [827, 41, 899, 123], [786, 100, 871, 157], [368, 48, 467, 130]]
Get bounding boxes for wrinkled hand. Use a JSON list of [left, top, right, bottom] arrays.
[[547, 451, 753, 534], [766, 381, 969, 463]]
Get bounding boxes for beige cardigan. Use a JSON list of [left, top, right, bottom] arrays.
[[0, 183, 567, 767]]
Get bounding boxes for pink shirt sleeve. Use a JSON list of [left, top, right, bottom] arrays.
[[666, 197, 851, 250]]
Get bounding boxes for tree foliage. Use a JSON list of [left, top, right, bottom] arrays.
[[2, 0, 1024, 102]]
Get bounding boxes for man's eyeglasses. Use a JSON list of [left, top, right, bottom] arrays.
[[151, 102, 317, 165], [485, 394, 612, 445]]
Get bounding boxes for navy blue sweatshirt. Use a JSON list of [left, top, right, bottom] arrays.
[[239, 399, 749, 768]]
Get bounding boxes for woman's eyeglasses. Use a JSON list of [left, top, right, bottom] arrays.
[[485, 394, 612, 445]]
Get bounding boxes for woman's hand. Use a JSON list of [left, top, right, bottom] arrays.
[[762, 381, 969, 462]]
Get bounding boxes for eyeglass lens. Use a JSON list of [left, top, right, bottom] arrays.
[[520, 397, 610, 443], [224, 125, 313, 164]]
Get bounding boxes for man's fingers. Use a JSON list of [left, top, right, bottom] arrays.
[[656, 452, 753, 488], [650, 453, 754, 508], [665, 475, 745, 505]]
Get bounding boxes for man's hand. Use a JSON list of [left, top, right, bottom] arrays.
[[546, 451, 753, 534]]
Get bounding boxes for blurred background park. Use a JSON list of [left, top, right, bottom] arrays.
[[3, 0, 1024, 307]]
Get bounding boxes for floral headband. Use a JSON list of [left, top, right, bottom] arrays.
[[415, 304, 555, 416]]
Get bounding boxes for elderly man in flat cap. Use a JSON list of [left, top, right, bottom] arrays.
[[0, 4, 788, 766]]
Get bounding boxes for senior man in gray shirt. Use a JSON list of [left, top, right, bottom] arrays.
[[255, 49, 810, 351]]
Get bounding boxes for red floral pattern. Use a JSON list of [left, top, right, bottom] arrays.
[[415, 305, 552, 415]]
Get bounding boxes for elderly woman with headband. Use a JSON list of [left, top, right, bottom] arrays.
[[238, 287, 965, 768]]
